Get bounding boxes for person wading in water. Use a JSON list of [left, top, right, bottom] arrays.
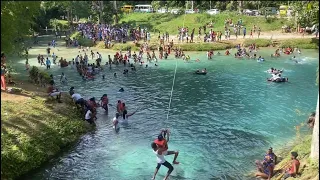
[[151, 142, 174, 180]]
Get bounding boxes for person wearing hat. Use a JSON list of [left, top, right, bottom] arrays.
[[282, 152, 300, 179], [154, 129, 180, 165]]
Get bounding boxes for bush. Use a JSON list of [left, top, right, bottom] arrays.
[[49, 19, 70, 31], [279, 38, 319, 49], [111, 43, 140, 51], [243, 39, 272, 47], [70, 31, 94, 47], [29, 66, 51, 84]]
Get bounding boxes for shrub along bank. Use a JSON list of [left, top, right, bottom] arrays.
[[1, 84, 91, 179], [278, 38, 319, 49], [70, 31, 94, 47]]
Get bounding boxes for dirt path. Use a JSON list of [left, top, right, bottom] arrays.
[[1, 80, 47, 102], [165, 31, 317, 44]]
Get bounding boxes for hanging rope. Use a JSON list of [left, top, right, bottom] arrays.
[[166, 60, 178, 121]]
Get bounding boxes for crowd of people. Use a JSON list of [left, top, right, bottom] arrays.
[[4, 15, 312, 179]]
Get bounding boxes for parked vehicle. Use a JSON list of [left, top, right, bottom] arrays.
[[157, 8, 168, 13], [280, 5, 293, 17], [134, 5, 154, 13], [206, 9, 220, 15], [252, 10, 259, 16], [260, 7, 278, 16], [170, 9, 180, 14], [185, 9, 195, 14], [121, 5, 134, 13], [244, 9, 253, 16]]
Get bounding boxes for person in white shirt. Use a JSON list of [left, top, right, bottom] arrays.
[[71, 92, 85, 108], [151, 142, 174, 180], [112, 113, 120, 132], [85, 109, 95, 125], [60, 72, 67, 85]]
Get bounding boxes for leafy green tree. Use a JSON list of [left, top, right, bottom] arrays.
[[292, 1, 319, 27], [1, 1, 41, 54], [226, 1, 238, 11]]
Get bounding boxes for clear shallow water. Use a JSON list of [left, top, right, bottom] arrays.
[[15, 41, 318, 180]]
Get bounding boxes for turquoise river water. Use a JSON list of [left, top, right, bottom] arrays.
[[13, 40, 318, 180]]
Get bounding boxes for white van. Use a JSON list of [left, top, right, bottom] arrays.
[[134, 5, 154, 13]]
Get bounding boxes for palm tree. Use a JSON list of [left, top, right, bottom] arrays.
[[311, 66, 319, 160]]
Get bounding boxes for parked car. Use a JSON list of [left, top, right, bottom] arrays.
[[170, 9, 180, 14], [185, 9, 195, 14], [252, 10, 259, 16], [206, 9, 220, 15], [157, 8, 168, 13], [244, 9, 253, 16]]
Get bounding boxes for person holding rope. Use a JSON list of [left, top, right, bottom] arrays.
[[151, 142, 174, 180], [154, 129, 180, 165]]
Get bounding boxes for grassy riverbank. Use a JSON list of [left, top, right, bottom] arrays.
[[90, 38, 318, 52], [119, 12, 289, 34], [1, 82, 91, 180], [271, 135, 319, 180]]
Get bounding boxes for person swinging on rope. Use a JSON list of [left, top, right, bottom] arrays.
[[154, 129, 180, 165]]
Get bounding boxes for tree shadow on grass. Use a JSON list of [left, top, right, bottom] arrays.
[[1, 93, 88, 180]]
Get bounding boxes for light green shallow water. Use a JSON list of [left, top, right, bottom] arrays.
[[13, 37, 318, 180]]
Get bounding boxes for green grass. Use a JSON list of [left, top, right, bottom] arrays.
[[178, 41, 236, 51], [49, 19, 70, 31], [243, 39, 272, 47], [1, 95, 90, 180], [272, 135, 319, 180], [278, 38, 319, 49], [119, 12, 290, 34]]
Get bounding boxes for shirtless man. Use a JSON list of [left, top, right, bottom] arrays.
[[154, 129, 179, 165]]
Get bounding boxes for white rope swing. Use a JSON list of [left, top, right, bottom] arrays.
[[166, 60, 178, 122]]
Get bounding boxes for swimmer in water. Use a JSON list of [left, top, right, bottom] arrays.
[[60, 72, 67, 85], [100, 94, 109, 113], [113, 113, 120, 132], [119, 88, 124, 92], [117, 100, 123, 114], [114, 73, 117, 77], [196, 59, 200, 62], [102, 75, 105, 79], [155, 64, 158, 66], [146, 64, 148, 68]]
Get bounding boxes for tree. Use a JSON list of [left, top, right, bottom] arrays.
[[1, 1, 41, 54], [292, 1, 319, 27], [151, 1, 162, 11], [226, 1, 238, 11], [311, 67, 319, 160]]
